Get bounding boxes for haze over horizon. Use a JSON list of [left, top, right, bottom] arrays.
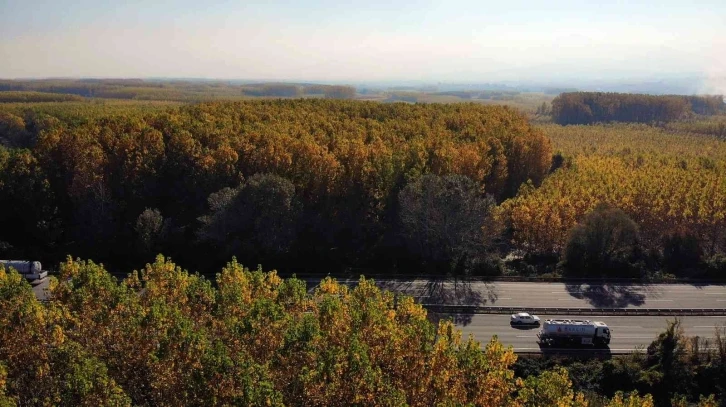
[[2, 0, 725, 93]]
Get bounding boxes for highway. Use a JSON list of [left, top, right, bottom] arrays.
[[435, 313, 726, 353], [306, 278, 726, 309]]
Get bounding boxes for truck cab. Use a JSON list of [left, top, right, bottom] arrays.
[[594, 322, 611, 345]]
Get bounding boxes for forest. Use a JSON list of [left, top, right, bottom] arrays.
[[0, 99, 552, 275], [1, 258, 722, 406], [0, 90, 726, 280], [551, 93, 725, 125], [0, 79, 357, 102]]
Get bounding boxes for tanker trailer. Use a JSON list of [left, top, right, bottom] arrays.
[[537, 319, 611, 347], [0, 260, 42, 275]]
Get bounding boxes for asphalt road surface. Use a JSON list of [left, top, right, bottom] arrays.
[[31, 277, 726, 311], [436, 313, 726, 353], [305, 278, 726, 309], [31, 278, 50, 301]]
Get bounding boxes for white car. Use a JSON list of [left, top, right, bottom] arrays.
[[510, 312, 541, 325]]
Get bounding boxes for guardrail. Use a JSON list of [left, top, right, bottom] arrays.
[[515, 349, 629, 356], [287, 272, 726, 285], [422, 304, 726, 316], [514, 346, 721, 356]]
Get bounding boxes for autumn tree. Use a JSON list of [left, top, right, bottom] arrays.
[[1, 264, 132, 406]]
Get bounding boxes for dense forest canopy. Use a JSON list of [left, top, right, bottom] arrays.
[[0, 99, 551, 274], [502, 122, 726, 277], [551, 92, 725, 125], [1, 91, 725, 279]]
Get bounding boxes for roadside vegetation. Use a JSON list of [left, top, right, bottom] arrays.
[[514, 319, 725, 407], [1, 260, 720, 406]]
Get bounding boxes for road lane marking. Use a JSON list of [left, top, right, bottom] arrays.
[[617, 335, 658, 338], [645, 300, 674, 302], [608, 326, 643, 328], [512, 348, 640, 352]]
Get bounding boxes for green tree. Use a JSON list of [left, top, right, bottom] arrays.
[[563, 203, 641, 277], [398, 174, 497, 274], [662, 230, 702, 276], [198, 174, 301, 266], [135, 208, 166, 254]]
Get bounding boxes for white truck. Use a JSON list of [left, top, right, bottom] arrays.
[[537, 319, 611, 347], [0, 260, 47, 280]]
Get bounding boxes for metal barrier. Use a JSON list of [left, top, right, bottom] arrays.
[[285, 272, 726, 285], [515, 349, 628, 356], [422, 304, 726, 316]]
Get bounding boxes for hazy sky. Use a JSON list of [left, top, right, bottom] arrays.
[[1, 0, 725, 85]]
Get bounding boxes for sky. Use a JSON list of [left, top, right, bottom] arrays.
[[1, 0, 725, 89]]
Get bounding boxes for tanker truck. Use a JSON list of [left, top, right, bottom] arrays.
[[537, 319, 611, 347], [0, 260, 46, 280]]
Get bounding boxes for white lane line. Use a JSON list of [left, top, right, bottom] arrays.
[[617, 335, 657, 339], [693, 326, 726, 328], [704, 293, 725, 295], [495, 297, 513, 300], [645, 300, 674, 302], [513, 348, 639, 352], [516, 335, 536, 338], [608, 326, 643, 328], [533, 315, 626, 318]]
